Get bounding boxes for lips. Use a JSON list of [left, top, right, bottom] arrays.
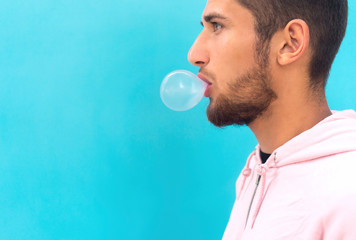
[[197, 73, 212, 85], [197, 73, 212, 97]]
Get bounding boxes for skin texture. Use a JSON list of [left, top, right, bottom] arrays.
[[188, 0, 332, 153]]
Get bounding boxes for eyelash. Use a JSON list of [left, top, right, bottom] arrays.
[[212, 22, 223, 32]]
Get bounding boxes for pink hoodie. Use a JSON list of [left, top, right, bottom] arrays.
[[222, 110, 356, 240]]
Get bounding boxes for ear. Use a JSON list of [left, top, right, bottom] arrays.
[[277, 19, 310, 66]]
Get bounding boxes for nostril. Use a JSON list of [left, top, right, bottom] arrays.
[[195, 61, 205, 65]]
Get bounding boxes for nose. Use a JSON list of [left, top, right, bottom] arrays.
[[188, 33, 209, 68]]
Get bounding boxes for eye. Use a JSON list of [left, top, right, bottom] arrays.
[[212, 22, 223, 32]]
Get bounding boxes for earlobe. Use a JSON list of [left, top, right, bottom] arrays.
[[277, 19, 310, 66]]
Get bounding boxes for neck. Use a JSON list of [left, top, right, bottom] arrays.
[[248, 91, 331, 154]]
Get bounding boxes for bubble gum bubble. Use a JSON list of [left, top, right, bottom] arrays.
[[160, 70, 208, 111]]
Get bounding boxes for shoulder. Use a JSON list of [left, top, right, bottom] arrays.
[[300, 192, 356, 240], [312, 150, 356, 196]]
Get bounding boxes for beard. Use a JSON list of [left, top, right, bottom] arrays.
[[206, 65, 277, 127]]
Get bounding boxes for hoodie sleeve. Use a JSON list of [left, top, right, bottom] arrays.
[[321, 194, 356, 240]]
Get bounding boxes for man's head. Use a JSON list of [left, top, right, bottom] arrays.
[[188, 0, 348, 127]]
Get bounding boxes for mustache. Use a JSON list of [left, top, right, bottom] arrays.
[[198, 68, 216, 82]]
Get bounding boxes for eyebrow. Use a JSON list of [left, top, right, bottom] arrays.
[[200, 13, 228, 26]]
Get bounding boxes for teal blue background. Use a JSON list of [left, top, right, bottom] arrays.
[[0, 1, 354, 239]]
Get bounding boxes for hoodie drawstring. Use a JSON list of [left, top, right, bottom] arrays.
[[251, 164, 270, 228], [236, 151, 255, 200]]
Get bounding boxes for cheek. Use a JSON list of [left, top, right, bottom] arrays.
[[210, 34, 256, 92], [225, 33, 255, 69]]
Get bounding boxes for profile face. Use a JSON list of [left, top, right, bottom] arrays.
[[188, 0, 276, 127]]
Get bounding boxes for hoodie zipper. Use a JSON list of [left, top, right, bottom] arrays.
[[245, 174, 261, 228]]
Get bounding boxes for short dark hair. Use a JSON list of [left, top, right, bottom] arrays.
[[237, 0, 348, 89]]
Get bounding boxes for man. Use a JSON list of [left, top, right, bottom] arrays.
[[188, 0, 356, 239]]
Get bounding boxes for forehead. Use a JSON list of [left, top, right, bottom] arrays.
[[204, 0, 236, 12], [203, 0, 254, 25]]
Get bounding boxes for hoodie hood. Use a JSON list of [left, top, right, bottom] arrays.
[[269, 110, 356, 168]]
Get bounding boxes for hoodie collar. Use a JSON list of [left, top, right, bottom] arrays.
[[260, 110, 356, 168]]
